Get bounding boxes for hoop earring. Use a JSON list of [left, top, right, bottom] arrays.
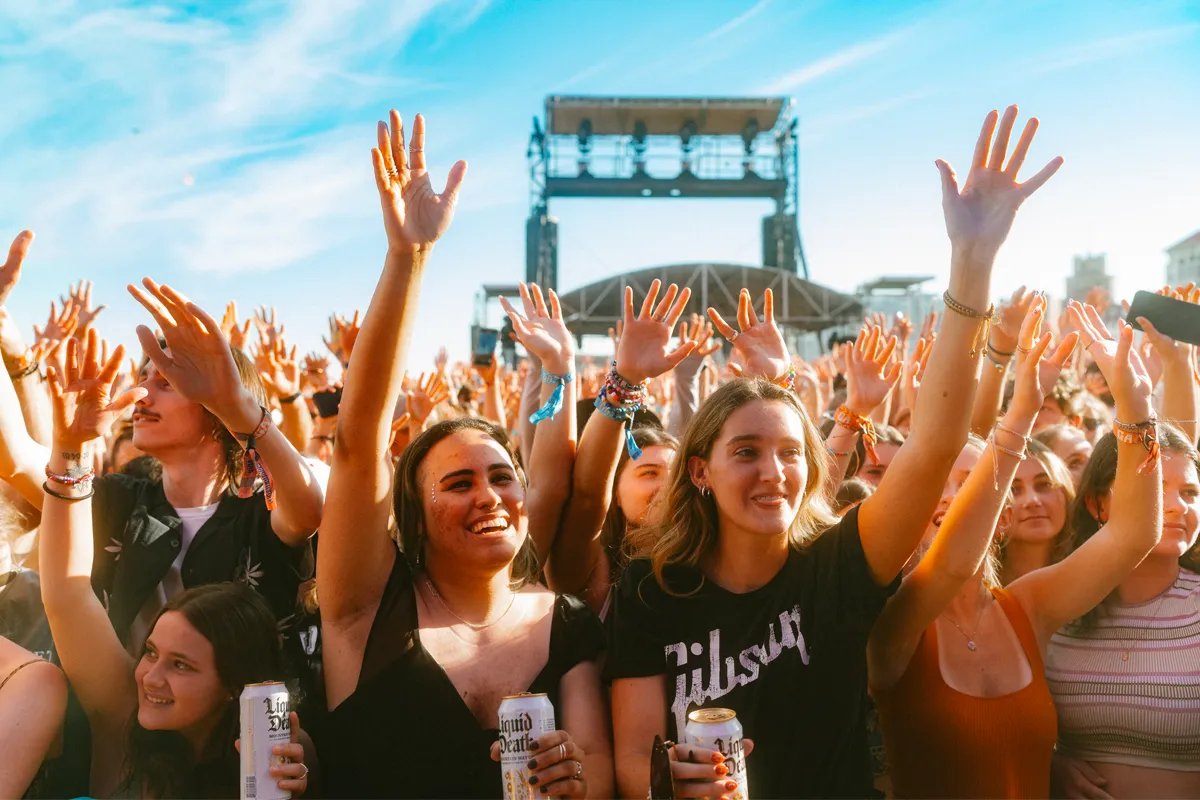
[[699, 484, 710, 498]]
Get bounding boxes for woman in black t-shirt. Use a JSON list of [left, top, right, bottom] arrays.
[[315, 110, 611, 799], [607, 106, 1062, 798]]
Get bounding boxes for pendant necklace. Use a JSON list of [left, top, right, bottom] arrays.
[[941, 592, 993, 652]]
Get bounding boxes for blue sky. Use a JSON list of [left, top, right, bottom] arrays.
[[2, 0, 1198, 369]]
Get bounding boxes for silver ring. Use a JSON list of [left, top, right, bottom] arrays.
[[558, 742, 566, 762], [728, 332, 738, 342], [298, 762, 310, 779], [573, 760, 583, 780], [652, 314, 666, 323]]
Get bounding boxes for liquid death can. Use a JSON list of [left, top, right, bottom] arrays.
[[683, 707, 749, 800], [240, 681, 291, 800], [498, 692, 556, 800]]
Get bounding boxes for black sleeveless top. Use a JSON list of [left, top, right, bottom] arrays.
[[317, 551, 606, 799]]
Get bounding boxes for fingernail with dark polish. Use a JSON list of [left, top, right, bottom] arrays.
[[529, 775, 539, 786], [528, 739, 539, 751], [528, 759, 538, 770]]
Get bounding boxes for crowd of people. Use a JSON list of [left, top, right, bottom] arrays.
[[0, 103, 1197, 799]]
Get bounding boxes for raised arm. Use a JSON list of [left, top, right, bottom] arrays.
[[1009, 302, 1162, 639], [858, 105, 1064, 585], [546, 281, 694, 600], [259, 339, 314, 455], [320, 110, 466, 628], [668, 315, 719, 438], [127, 279, 324, 545], [39, 333, 144, 743], [970, 287, 1037, 438], [0, 232, 51, 508], [500, 282, 580, 560], [824, 325, 901, 496], [1138, 313, 1198, 444], [870, 300, 1077, 688], [0, 636, 67, 800]]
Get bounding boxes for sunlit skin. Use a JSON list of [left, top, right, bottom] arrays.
[[420, 431, 528, 572], [857, 441, 901, 488], [615, 445, 675, 527], [1046, 427, 1092, 489], [131, 358, 219, 456], [1032, 396, 1068, 433], [1009, 459, 1068, 546], [906, 443, 985, 574], [134, 611, 231, 755]]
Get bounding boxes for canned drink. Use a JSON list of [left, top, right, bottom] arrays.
[[240, 681, 291, 800], [498, 692, 556, 800], [683, 707, 749, 800]]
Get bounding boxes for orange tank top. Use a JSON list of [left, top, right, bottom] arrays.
[[874, 588, 1058, 799]]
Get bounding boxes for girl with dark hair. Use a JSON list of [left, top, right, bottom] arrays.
[[316, 110, 611, 799], [548, 285, 697, 617], [38, 335, 310, 798], [607, 107, 1065, 799], [1048, 420, 1200, 792], [1034, 422, 1093, 488]]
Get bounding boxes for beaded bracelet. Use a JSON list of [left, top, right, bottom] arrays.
[[774, 364, 797, 393], [594, 392, 644, 460], [834, 405, 878, 464], [45, 464, 95, 486], [984, 351, 1008, 373], [529, 368, 574, 424]]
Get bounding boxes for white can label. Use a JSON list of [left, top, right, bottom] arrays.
[[499, 709, 556, 800], [241, 690, 291, 800]]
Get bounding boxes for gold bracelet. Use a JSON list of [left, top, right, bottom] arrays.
[[942, 290, 998, 358]]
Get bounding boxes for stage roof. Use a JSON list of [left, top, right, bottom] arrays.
[[546, 96, 789, 137], [555, 263, 861, 337]]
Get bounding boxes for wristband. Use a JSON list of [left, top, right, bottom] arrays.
[[43, 480, 94, 502], [528, 368, 573, 424], [594, 393, 644, 460], [834, 405, 878, 464], [45, 464, 95, 486], [8, 358, 40, 381], [231, 407, 277, 510], [942, 290, 998, 358], [279, 391, 302, 405], [774, 364, 797, 393], [1112, 419, 1160, 474]]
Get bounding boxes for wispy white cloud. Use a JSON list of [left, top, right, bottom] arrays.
[[755, 26, 913, 94], [801, 89, 933, 145], [696, 0, 772, 44], [1020, 23, 1199, 75]]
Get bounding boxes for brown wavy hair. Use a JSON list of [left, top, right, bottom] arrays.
[[999, 439, 1077, 574], [393, 417, 539, 588], [626, 378, 837, 594], [602, 427, 678, 574]]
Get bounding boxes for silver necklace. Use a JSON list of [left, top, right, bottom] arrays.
[[941, 592, 993, 652], [1117, 589, 1170, 663], [423, 576, 516, 631]]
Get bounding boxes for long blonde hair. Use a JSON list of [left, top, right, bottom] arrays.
[[626, 378, 837, 593]]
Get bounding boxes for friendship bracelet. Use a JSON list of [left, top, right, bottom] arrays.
[[45, 464, 95, 486], [231, 407, 277, 511], [984, 351, 1009, 373], [1112, 414, 1156, 433], [994, 422, 1032, 447], [942, 290, 998, 358], [528, 368, 574, 424], [594, 393, 644, 460], [987, 340, 1015, 358], [834, 405, 878, 464], [1112, 422, 1160, 475], [43, 480, 94, 502], [774, 364, 797, 393]]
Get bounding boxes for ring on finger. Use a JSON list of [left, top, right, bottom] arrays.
[[728, 332, 738, 343], [558, 742, 566, 762], [574, 760, 583, 780], [298, 763, 310, 779]]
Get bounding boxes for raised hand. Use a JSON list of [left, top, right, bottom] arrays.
[[708, 288, 789, 381], [253, 305, 284, 350], [301, 352, 331, 392], [900, 336, 934, 414], [64, 280, 106, 335], [33, 299, 80, 353], [323, 311, 361, 365], [0, 230, 33, 308], [1008, 297, 1078, 418], [919, 306, 939, 341], [1068, 301, 1154, 418], [128, 278, 261, 431], [990, 285, 1038, 353], [260, 339, 301, 400], [936, 105, 1063, 262], [678, 314, 722, 359], [373, 110, 468, 253], [889, 312, 914, 345], [844, 326, 902, 416], [614, 280, 694, 384], [406, 372, 448, 424], [47, 329, 144, 449], [220, 301, 253, 351], [500, 283, 575, 376]]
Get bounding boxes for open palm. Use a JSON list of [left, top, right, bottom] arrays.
[[374, 110, 468, 252], [500, 283, 574, 376], [49, 331, 144, 448], [708, 289, 789, 381], [616, 280, 694, 384], [844, 326, 901, 415]]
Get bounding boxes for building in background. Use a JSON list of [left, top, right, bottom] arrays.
[[1167, 230, 1200, 287], [1065, 254, 1112, 303]]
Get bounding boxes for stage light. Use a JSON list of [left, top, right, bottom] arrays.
[[577, 119, 592, 176], [632, 120, 648, 173]]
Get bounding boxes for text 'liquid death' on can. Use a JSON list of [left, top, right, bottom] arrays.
[[240, 681, 291, 800], [684, 707, 749, 800], [498, 692, 556, 800]]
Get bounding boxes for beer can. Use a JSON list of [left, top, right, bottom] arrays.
[[240, 681, 291, 800], [683, 707, 749, 800], [498, 692, 556, 800]]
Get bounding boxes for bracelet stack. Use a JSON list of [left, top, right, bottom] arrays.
[[44, 462, 96, 501], [232, 407, 277, 510], [834, 405, 878, 464], [985, 340, 1013, 373], [990, 422, 1031, 490], [774, 364, 797, 393], [1112, 416, 1160, 474], [595, 362, 646, 460], [942, 290, 998, 359], [529, 368, 574, 425]]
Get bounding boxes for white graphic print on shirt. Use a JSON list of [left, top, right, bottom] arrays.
[[665, 604, 810, 736]]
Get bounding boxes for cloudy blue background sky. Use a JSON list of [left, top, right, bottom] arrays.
[[2, 0, 1198, 367]]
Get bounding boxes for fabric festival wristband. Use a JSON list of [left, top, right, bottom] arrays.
[[594, 393, 643, 460], [529, 368, 574, 424], [834, 404, 878, 464], [232, 407, 277, 510], [1112, 422, 1160, 475]]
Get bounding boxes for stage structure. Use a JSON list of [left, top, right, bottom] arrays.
[[526, 95, 810, 290]]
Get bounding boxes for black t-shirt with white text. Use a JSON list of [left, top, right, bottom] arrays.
[[605, 506, 897, 799]]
